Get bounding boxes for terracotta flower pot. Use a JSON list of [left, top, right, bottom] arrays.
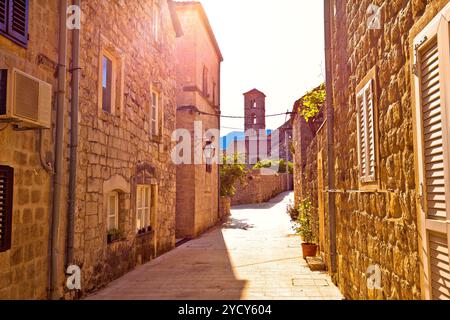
[[301, 243, 318, 259]]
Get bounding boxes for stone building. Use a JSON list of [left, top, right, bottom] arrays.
[[0, 0, 182, 299], [294, 0, 450, 300], [243, 89, 266, 165], [174, 1, 223, 239], [0, 0, 59, 299]]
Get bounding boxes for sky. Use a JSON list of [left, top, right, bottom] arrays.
[[189, 0, 326, 135]]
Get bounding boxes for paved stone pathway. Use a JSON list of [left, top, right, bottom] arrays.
[[87, 192, 343, 300]]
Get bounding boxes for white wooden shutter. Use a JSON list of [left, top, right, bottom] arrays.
[[358, 92, 367, 178], [413, 8, 450, 299], [357, 80, 376, 183], [421, 39, 447, 220], [366, 82, 376, 181], [429, 232, 450, 299]]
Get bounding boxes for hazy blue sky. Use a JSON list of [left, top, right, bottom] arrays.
[[187, 0, 326, 134]]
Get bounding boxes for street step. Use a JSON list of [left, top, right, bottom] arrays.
[[306, 256, 326, 271]]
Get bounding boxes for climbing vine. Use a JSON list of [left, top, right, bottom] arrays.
[[300, 83, 326, 122]]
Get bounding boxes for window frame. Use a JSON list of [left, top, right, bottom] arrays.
[[97, 38, 124, 117], [151, 90, 162, 137], [355, 67, 379, 189], [106, 191, 119, 231], [136, 185, 151, 233], [203, 66, 209, 97], [0, 0, 29, 48], [152, 1, 161, 44], [101, 54, 114, 114], [98, 49, 117, 115]]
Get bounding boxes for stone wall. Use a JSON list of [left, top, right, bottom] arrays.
[[0, 1, 60, 299], [323, 0, 450, 300], [219, 197, 231, 219], [71, 0, 178, 296], [175, 2, 222, 239], [231, 170, 292, 206]]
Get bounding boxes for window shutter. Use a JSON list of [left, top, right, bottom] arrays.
[[357, 79, 376, 183], [0, 0, 7, 32], [158, 96, 163, 137], [358, 93, 367, 178], [420, 38, 446, 220], [429, 232, 450, 299], [0, 165, 13, 253], [366, 81, 376, 181], [7, 0, 29, 46]]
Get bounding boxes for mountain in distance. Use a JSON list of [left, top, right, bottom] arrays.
[[220, 129, 273, 150]]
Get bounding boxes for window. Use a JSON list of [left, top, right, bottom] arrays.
[[102, 55, 113, 113], [152, 3, 160, 43], [98, 41, 124, 116], [203, 66, 208, 96], [151, 91, 162, 136], [136, 185, 151, 233], [0, 165, 13, 253], [107, 191, 119, 231], [0, 0, 29, 47], [213, 82, 216, 105], [252, 114, 257, 125], [356, 75, 377, 184]]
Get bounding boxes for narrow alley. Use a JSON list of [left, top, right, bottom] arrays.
[[87, 192, 343, 300]]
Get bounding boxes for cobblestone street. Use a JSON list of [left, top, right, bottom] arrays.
[[87, 192, 343, 300]]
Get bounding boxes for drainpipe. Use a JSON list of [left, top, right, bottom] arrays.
[[67, 0, 80, 267], [50, 0, 68, 300], [324, 0, 337, 273], [217, 63, 221, 219]]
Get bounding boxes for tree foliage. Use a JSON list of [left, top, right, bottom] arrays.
[[253, 159, 293, 174], [220, 154, 248, 197], [300, 83, 326, 122]]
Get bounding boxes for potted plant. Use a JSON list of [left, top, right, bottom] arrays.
[[107, 228, 123, 244], [293, 198, 319, 259]]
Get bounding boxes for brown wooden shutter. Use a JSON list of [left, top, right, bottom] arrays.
[[0, 165, 13, 253], [7, 0, 28, 46], [0, 0, 7, 32], [421, 39, 447, 220]]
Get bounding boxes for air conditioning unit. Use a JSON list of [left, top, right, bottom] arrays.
[[0, 68, 52, 129]]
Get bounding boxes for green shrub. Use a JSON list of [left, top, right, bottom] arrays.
[[253, 159, 293, 174], [220, 154, 248, 197], [292, 198, 318, 244]]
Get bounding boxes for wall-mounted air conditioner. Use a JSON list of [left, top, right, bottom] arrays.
[[0, 68, 52, 129]]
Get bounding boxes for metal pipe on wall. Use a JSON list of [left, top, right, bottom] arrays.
[[50, 0, 68, 299], [324, 0, 337, 273], [67, 0, 81, 267]]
